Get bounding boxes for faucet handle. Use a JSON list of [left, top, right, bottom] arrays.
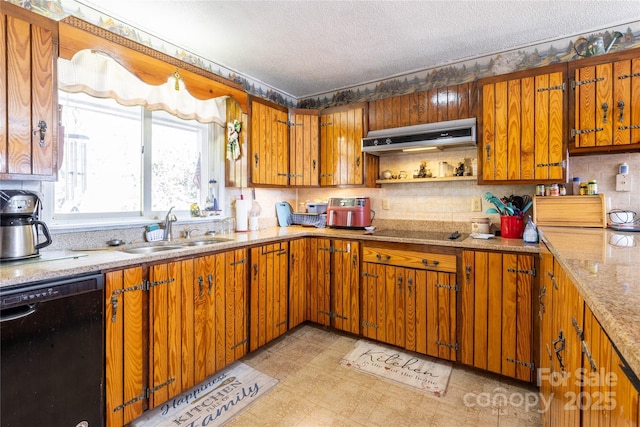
[[184, 229, 197, 239]]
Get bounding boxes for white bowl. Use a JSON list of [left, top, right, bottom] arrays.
[[364, 226, 376, 233]]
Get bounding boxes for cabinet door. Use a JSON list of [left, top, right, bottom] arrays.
[[361, 262, 402, 347], [332, 240, 360, 334], [461, 250, 535, 381], [2, 5, 58, 180], [582, 304, 640, 425], [250, 242, 289, 351], [105, 267, 144, 427], [538, 245, 555, 427], [225, 249, 249, 363], [289, 238, 308, 328], [320, 105, 365, 186], [289, 110, 319, 186], [307, 238, 332, 326], [481, 67, 565, 183], [572, 55, 640, 152], [148, 261, 184, 409], [548, 258, 583, 427], [249, 98, 288, 185]]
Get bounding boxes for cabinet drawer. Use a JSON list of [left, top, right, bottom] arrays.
[[363, 246, 456, 272]]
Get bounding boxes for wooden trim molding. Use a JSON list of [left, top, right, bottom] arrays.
[[59, 16, 248, 111]]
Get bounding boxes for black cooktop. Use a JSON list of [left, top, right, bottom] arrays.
[[371, 229, 468, 241]]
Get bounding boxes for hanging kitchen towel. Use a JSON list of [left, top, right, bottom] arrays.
[[227, 119, 241, 161]]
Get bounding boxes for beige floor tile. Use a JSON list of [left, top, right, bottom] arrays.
[[229, 324, 541, 427]]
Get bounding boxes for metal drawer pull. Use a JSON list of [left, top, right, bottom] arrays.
[[422, 259, 440, 268], [602, 102, 609, 123], [376, 254, 391, 262]]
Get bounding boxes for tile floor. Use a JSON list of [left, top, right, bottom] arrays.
[[227, 324, 542, 427]]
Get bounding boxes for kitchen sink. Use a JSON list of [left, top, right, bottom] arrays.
[[181, 238, 231, 247], [120, 245, 183, 254]]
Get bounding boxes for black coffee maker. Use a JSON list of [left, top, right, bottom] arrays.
[[0, 190, 52, 260]]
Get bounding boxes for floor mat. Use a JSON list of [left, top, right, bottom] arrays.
[[339, 339, 452, 396], [131, 362, 278, 427]]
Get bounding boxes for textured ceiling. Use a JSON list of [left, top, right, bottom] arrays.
[[78, 0, 640, 99]]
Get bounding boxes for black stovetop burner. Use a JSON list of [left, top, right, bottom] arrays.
[[371, 229, 468, 241]]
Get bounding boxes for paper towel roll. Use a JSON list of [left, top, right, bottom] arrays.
[[235, 199, 250, 231]]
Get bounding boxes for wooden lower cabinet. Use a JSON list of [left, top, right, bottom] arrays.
[[250, 242, 289, 351], [538, 243, 639, 426], [307, 238, 360, 334], [105, 266, 145, 427], [460, 250, 535, 382], [105, 249, 248, 427], [288, 238, 308, 329], [361, 243, 457, 360]]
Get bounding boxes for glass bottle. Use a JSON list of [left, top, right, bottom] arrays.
[[523, 215, 538, 243]]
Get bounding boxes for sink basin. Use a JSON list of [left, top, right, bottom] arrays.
[[181, 238, 230, 247], [120, 245, 183, 254]]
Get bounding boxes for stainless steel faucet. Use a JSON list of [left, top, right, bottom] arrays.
[[163, 207, 177, 241]]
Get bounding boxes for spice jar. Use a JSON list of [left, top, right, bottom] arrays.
[[549, 183, 560, 196], [536, 184, 545, 196], [587, 180, 598, 195], [559, 184, 567, 196], [579, 183, 588, 195]]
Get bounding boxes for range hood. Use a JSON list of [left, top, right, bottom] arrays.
[[362, 117, 476, 155]]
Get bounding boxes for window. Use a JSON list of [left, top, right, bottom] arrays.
[[52, 91, 222, 223]]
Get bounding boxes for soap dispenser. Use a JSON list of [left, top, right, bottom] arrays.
[[523, 215, 538, 243]]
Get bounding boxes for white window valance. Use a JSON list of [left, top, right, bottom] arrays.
[[58, 50, 226, 126]]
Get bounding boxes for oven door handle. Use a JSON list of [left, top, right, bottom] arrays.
[[0, 303, 39, 323]]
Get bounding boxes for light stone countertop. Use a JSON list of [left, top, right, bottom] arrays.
[[539, 226, 640, 379], [4, 224, 637, 376]]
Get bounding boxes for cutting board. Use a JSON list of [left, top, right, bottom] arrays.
[[533, 194, 606, 228]]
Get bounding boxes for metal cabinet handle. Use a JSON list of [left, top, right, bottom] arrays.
[[465, 265, 471, 284], [253, 263, 258, 280], [356, 156, 361, 168], [254, 153, 259, 168], [290, 253, 296, 269], [207, 274, 213, 295], [407, 277, 413, 296], [198, 276, 204, 297], [313, 159, 317, 171], [485, 144, 491, 162], [422, 259, 440, 268], [538, 286, 546, 314], [376, 254, 391, 262], [602, 102, 609, 123], [553, 329, 566, 373], [397, 275, 403, 292], [34, 120, 47, 147], [618, 100, 625, 123], [352, 253, 357, 270], [110, 296, 118, 323]]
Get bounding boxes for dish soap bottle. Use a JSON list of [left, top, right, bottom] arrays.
[[523, 215, 538, 243]]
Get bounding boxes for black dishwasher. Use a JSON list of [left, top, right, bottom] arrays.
[[1, 272, 104, 427]]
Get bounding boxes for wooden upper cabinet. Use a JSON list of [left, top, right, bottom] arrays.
[[569, 47, 640, 154], [479, 64, 567, 184], [249, 98, 289, 186], [319, 103, 368, 186], [367, 82, 477, 131], [1, 3, 58, 181], [289, 109, 319, 186]]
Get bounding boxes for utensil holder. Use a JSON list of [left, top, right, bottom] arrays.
[[500, 216, 524, 239]]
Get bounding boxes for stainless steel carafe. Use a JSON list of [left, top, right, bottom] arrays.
[[0, 190, 52, 260]]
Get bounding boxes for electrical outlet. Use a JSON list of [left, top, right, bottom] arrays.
[[616, 174, 631, 192], [471, 197, 482, 212], [382, 198, 390, 210]]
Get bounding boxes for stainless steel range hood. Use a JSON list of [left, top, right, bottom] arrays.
[[362, 117, 476, 155]]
